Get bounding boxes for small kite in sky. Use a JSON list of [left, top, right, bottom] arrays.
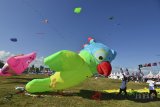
[[41, 19, 48, 24], [10, 38, 17, 42], [74, 7, 82, 14], [117, 23, 120, 25], [108, 16, 114, 20], [44, 19, 48, 23]]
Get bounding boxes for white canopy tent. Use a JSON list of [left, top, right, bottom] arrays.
[[143, 71, 155, 79], [154, 71, 160, 79], [109, 72, 124, 80]]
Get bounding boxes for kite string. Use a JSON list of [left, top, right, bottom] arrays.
[[22, 0, 45, 19], [22, 0, 65, 40]]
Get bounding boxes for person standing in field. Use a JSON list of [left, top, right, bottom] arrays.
[[117, 68, 128, 97], [149, 80, 157, 98]]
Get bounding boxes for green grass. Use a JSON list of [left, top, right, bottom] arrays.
[[0, 74, 160, 107]]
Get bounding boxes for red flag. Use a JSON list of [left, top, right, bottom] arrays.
[[147, 63, 151, 67]]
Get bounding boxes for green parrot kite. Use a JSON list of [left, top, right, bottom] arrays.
[[25, 37, 117, 93]]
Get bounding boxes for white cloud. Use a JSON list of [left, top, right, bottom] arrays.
[[0, 50, 14, 62]]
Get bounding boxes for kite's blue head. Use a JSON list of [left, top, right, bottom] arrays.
[[81, 37, 116, 63], [79, 38, 117, 76], [79, 37, 117, 77]]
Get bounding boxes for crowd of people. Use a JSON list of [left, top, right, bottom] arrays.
[[117, 68, 158, 98]]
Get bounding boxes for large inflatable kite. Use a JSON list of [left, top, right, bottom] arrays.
[[0, 52, 36, 76], [25, 37, 117, 93]]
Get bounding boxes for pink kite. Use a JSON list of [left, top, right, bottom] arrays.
[[0, 52, 36, 76]]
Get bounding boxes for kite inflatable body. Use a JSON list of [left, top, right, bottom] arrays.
[[0, 52, 36, 76], [26, 38, 117, 93]]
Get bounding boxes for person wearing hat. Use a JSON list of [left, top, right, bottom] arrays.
[[149, 80, 157, 98], [117, 68, 128, 97]]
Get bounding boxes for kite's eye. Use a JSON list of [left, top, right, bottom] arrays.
[[94, 49, 107, 62], [26, 61, 30, 64], [29, 56, 34, 60], [99, 56, 104, 60]]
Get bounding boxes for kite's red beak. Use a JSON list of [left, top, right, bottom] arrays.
[[97, 61, 112, 77]]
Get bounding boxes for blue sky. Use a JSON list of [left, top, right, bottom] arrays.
[[0, 0, 160, 71]]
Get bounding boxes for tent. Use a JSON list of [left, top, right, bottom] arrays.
[[143, 71, 154, 79], [154, 71, 160, 79]]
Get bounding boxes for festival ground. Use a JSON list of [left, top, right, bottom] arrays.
[[0, 74, 159, 107]]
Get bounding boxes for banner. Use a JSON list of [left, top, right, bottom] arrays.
[[139, 62, 159, 68]]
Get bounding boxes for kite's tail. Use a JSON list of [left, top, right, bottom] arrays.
[[25, 77, 53, 93], [0, 69, 11, 76]]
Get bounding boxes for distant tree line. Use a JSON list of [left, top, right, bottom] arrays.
[[23, 65, 51, 74]]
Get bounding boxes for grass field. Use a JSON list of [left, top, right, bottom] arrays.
[[0, 74, 160, 107]]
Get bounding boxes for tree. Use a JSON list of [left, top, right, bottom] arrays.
[[30, 65, 35, 73], [40, 65, 44, 72], [35, 67, 40, 74], [0, 60, 4, 68]]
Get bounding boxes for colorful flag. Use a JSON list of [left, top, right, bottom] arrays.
[[138, 64, 143, 68], [147, 63, 151, 67], [152, 62, 157, 66]]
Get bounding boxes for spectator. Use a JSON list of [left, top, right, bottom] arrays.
[[149, 80, 157, 98], [117, 74, 128, 97]]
